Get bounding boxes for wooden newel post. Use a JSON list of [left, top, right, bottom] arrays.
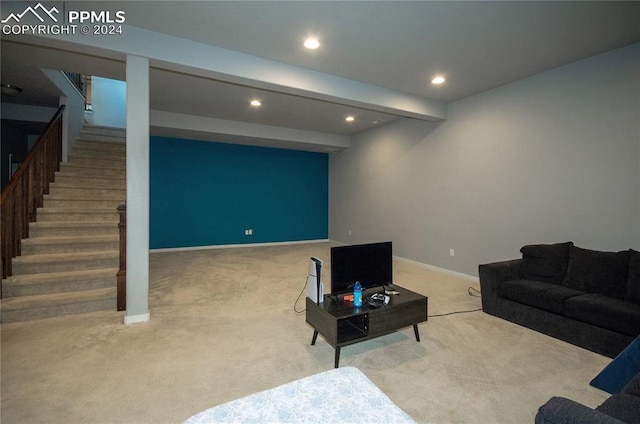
[[117, 203, 126, 311]]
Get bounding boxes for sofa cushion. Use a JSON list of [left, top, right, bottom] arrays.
[[626, 250, 640, 305], [536, 397, 627, 424], [500, 279, 583, 315], [565, 294, 640, 337], [520, 242, 572, 283], [596, 392, 640, 423], [623, 371, 640, 397], [563, 246, 630, 299]]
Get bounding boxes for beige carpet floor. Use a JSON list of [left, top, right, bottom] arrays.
[[1, 242, 611, 423]]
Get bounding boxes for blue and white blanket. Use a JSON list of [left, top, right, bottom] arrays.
[[183, 366, 415, 423]]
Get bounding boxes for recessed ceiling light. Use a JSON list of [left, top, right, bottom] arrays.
[[304, 37, 320, 49], [345, 116, 355, 122], [250, 100, 262, 107], [431, 76, 446, 85]]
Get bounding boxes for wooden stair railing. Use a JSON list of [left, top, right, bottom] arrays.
[[1, 105, 65, 295], [117, 203, 126, 310]]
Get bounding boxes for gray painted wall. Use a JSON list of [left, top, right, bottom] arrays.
[[40, 69, 85, 158], [87, 77, 126, 128], [329, 42, 640, 277]]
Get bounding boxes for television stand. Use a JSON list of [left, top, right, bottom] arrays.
[[306, 284, 428, 367]]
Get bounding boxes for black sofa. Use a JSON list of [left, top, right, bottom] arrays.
[[478, 242, 640, 358], [535, 371, 640, 424]]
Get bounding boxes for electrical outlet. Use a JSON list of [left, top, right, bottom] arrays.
[[449, 248, 455, 257], [348, 229, 352, 236]]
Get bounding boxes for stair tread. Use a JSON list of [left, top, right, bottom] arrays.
[[50, 181, 126, 191], [51, 185, 126, 189], [59, 163, 125, 169], [78, 134, 125, 137], [80, 126, 125, 131], [58, 172, 125, 177], [78, 128, 125, 131], [81, 132, 125, 135], [73, 143, 124, 146], [45, 200, 124, 204], [75, 138, 125, 145], [22, 234, 118, 244], [31, 219, 118, 225], [46, 199, 123, 203], [43, 198, 123, 202], [55, 172, 125, 178], [56, 170, 125, 175], [67, 157, 126, 164], [70, 148, 125, 153], [38, 208, 119, 213], [4, 268, 118, 284], [31, 221, 118, 228], [69, 150, 125, 155], [13, 250, 119, 264], [82, 124, 125, 129], [71, 144, 125, 149], [1, 287, 116, 310], [72, 145, 126, 152], [49, 185, 126, 192], [52, 180, 125, 185], [60, 162, 126, 168]]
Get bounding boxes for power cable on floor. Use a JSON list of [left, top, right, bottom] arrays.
[[468, 286, 481, 297], [428, 308, 482, 317], [294, 278, 308, 314], [427, 286, 482, 318]]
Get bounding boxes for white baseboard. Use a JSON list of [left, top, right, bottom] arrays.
[[149, 239, 329, 253], [328, 239, 478, 283], [124, 312, 150, 325], [149, 239, 477, 283], [393, 255, 480, 283]]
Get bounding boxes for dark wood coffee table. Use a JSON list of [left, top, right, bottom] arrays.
[[306, 284, 428, 367]]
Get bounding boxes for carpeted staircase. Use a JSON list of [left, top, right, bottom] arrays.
[[1, 125, 126, 322]]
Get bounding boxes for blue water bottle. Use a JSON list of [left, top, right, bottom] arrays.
[[354, 281, 363, 307]]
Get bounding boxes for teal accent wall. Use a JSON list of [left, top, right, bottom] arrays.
[[150, 136, 328, 249]]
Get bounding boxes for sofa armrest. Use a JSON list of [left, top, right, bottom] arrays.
[[478, 259, 523, 315], [535, 397, 625, 424]]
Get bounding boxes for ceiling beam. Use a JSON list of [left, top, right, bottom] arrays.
[[19, 25, 447, 121], [150, 111, 351, 153]]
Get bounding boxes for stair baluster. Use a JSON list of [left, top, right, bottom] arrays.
[[1, 106, 65, 288]]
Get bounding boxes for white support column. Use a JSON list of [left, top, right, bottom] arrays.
[[124, 55, 150, 325]]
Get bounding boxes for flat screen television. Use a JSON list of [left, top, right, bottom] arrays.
[[330, 241, 393, 295]]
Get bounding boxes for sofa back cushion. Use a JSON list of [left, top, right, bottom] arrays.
[[520, 242, 572, 283], [596, 392, 640, 424], [626, 250, 640, 304], [563, 246, 630, 299]]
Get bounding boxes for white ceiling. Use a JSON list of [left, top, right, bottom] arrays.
[[119, 1, 640, 102], [2, 1, 640, 149]]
